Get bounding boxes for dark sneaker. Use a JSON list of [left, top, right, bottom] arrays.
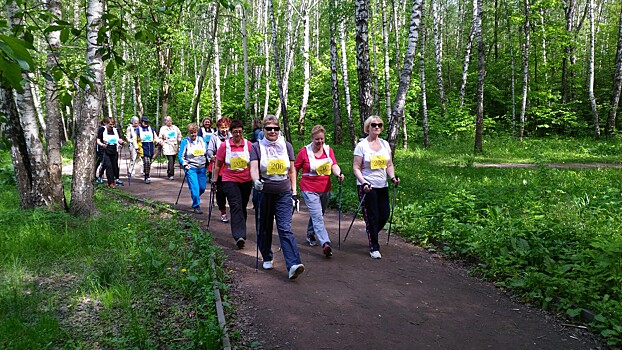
[[193, 206, 203, 214], [288, 264, 305, 279], [323, 243, 332, 257], [96, 177, 103, 184], [236, 237, 245, 249], [306, 236, 318, 246]]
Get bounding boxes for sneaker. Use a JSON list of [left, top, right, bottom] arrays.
[[370, 251, 382, 259], [221, 214, 229, 223], [193, 206, 203, 214], [306, 236, 318, 246], [168, 176, 174, 180], [323, 243, 333, 257], [288, 264, 305, 279], [144, 177, 152, 184], [96, 177, 103, 184], [262, 260, 273, 270], [115, 179, 124, 186], [108, 183, 116, 189], [236, 237, 245, 249]]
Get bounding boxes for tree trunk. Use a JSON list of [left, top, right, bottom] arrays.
[[420, 20, 429, 148], [473, 0, 485, 152], [504, 0, 517, 133], [519, 0, 530, 141], [340, 22, 357, 149], [298, 7, 311, 138], [329, 0, 343, 145], [431, 0, 446, 113], [387, 0, 423, 154], [44, 0, 67, 209], [213, 33, 222, 121], [355, 0, 374, 135], [606, 4, 622, 136], [1, 86, 34, 208], [459, 0, 476, 107], [134, 75, 144, 117], [588, 0, 600, 138], [7, 0, 54, 208], [268, 0, 291, 142], [70, 0, 105, 217], [241, 4, 250, 118], [381, 0, 392, 121]]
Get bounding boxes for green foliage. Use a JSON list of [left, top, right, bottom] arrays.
[[0, 174, 225, 348]]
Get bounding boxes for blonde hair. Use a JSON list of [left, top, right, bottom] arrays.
[[187, 123, 198, 133], [310, 125, 326, 138], [363, 115, 383, 134]]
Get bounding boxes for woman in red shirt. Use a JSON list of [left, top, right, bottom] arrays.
[[295, 125, 345, 257], [212, 120, 253, 248]]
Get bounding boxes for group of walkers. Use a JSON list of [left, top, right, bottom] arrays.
[[97, 113, 399, 281]]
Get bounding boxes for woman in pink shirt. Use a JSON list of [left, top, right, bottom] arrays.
[[212, 120, 253, 249], [295, 125, 345, 257]]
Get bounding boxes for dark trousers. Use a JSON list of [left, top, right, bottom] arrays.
[[358, 186, 390, 252], [223, 181, 252, 241], [166, 155, 176, 177], [216, 175, 227, 213], [142, 156, 152, 178], [103, 152, 119, 185]]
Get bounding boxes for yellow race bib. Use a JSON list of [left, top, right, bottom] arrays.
[[230, 157, 247, 170], [370, 155, 387, 170], [267, 159, 288, 175], [192, 148, 205, 157], [316, 162, 332, 175]]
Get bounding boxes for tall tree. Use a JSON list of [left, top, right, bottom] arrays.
[[431, 0, 446, 113], [268, 0, 291, 141], [191, 3, 219, 121], [606, 4, 622, 136], [43, 0, 67, 209], [459, 0, 476, 107], [387, 0, 423, 153], [420, 19, 429, 148], [473, 0, 485, 152], [519, 0, 530, 141], [70, 0, 105, 216], [340, 22, 357, 148], [355, 0, 374, 134], [588, 0, 600, 138], [329, 0, 343, 144]]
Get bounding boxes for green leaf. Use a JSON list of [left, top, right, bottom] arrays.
[[0, 35, 35, 71], [60, 28, 69, 43], [0, 55, 25, 91]]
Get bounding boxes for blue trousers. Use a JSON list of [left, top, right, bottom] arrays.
[[257, 190, 302, 270], [302, 191, 331, 246], [186, 167, 206, 208]]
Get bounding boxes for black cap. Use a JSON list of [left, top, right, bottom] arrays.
[[141, 116, 150, 123]]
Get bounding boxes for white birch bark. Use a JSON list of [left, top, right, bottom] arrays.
[[381, 0, 392, 121], [241, 4, 250, 116], [588, 0, 600, 137], [431, 0, 446, 112], [340, 22, 356, 148], [459, 0, 476, 107], [387, 0, 423, 153], [269, 0, 291, 141], [298, 5, 311, 137], [355, 0, 374, 134], [606, 4, 622, 136], [70, 0, 105, 216], [473, 0, 485, 152], [420, 20, 429, 148], [329, 0, 342, 144], [213, 33, 222, 121], [519, 0, 530, 141]]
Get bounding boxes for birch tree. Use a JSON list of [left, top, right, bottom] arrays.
[[519, 0, 530, 141], [340, 22, 357, 148], [329, 0, 343, 144], [606, 4, 622, 136], [459, 0, 476, 107], [355, 0, 374, 134], [268, 0, 291, 141], [473, 0, 485, 152], [431, 0, 446, 113], [70, 0, 105, 216], [420, 19, 429, 148], [387, 0, 423, 153], [588, 0, 600, 138]]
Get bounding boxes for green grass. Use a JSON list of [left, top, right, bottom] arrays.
[[326, 135, 622, 346], [0, 173, 225, 349]]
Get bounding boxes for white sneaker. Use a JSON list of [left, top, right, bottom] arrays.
[[288, 264, 305, 279], [144, 177, 152, 184], [221, 214, 229, 223], [168, 176, 174, 180], [370, 251, 382, 259], [262, 260, 273, 270]]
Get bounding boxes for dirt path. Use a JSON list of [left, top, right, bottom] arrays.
[[118, 162, 603, 350]]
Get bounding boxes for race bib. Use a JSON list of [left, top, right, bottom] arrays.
[[230, 157, 247, 170], [267, 159, 287, 175], [316, 162, 332, 175], [370, 155, 387, 169], [168, 131, 176, 139], [107, 138, 118, 145], [192, 148, 205, 157], [141, 134, 152, 142]]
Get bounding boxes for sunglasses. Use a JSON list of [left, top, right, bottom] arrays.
[[370, 123, 383, 128], [264, 126, 280, 132]]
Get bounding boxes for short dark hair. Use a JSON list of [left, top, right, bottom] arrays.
[[230, 120, 244, 131]]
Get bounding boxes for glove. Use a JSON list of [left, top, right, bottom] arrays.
[[253, 179, 264, 191], [292, 193, 299, 213], [211, 180, 217, 191], [391, 176, 401, 187]]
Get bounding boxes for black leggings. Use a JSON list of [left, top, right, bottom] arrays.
[[103, 152, 119, 185], [358, 186, 390, 252]]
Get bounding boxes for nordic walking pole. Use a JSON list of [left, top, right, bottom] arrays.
[[174, 170, 188, 208], [343, 192, 366, 242], [255, 192, 261, 272], [124, 145, 132, 187], [338, 181, 342, 249], [387, 179, 399, 245], [206, 181, 216, 230]]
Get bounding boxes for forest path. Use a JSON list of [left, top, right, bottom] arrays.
[[117, 159, 603, 350]]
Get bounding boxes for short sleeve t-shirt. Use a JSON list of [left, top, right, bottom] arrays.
[[216, 139, 252, 183], [250, 141, 295, 194], [295, 145, 338, 193], [353, 138, 391, 188]]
